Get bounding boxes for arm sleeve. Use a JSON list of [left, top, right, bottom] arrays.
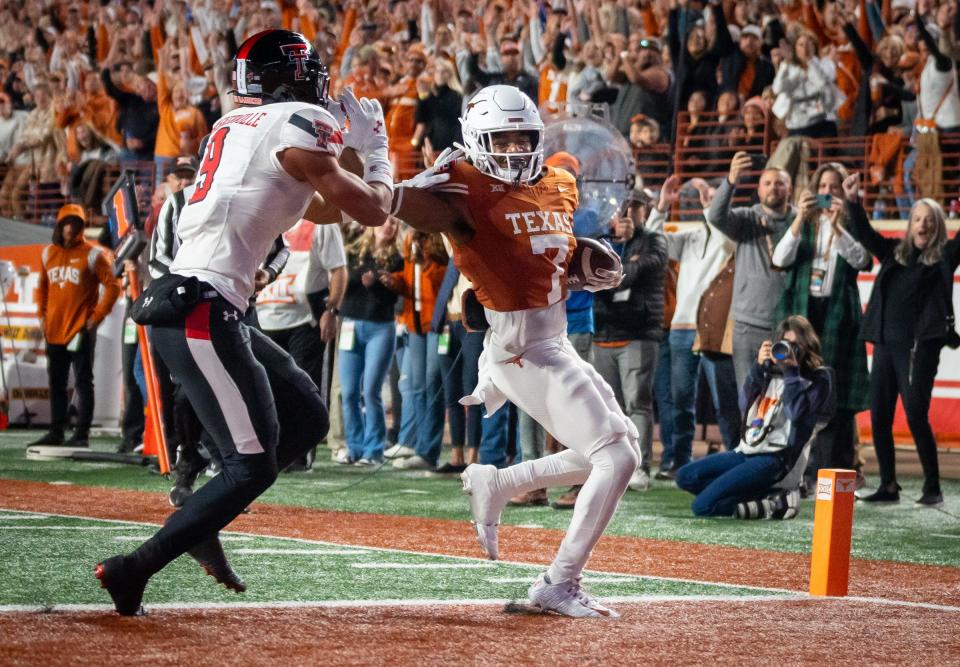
[[620, 231, 667, 289], [843, 21, 874, 69], [845, 200, 892, 261], [147, 194, 178, 278], [276, 105, 343, 159], [38, 249, 49, 320], [262, 236, 290, 281], [917, 18, 951, 71], [781, 366, 831, 423], [739, 362, 768, 414], [90, 251, 122, 325], [834, 226, 873, 270], [772, 227, 802, 268], [707, 179, 761, 242]]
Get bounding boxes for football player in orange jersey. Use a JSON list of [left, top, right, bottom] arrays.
[[391, 85, 638, 618]]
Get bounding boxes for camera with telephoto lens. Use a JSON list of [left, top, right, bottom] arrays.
[[771, 340, 795, 362]]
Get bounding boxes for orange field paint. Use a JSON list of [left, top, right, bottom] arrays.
[[808, 469, 857, 597]]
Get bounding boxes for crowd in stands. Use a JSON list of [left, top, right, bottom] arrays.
[[9, 0, 960, 517]]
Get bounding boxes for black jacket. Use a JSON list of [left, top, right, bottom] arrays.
[[466, 53, 539, 103], [848, 202, 960, 344], [721, 51, 775, 101], [593, 228, 668, 343]]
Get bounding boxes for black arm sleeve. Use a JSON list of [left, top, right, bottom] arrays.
[[668, 8, 682, 71], [843, 22, 874, 69], [467, 52, 492, 86], [917, 18, 951, 71], [551, 32, 566, 71], [100, 67, 132, 105], [710, 3, 735, 58], [225, 29, 238, 58]]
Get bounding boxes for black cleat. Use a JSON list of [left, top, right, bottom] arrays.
[[188, 535, 247, 593], [94, 555, 149, 616], [64, 431, 89, 448], [169, 445, 208, 507], [28, 429, 65, 446]]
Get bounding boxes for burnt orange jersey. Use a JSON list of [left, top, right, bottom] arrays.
[[446, 161, 578, 312]]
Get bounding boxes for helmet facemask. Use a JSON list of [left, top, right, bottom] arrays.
[[475, 129, 543, 186]]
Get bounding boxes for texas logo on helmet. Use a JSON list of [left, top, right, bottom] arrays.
[[280, 43, 310, 81]]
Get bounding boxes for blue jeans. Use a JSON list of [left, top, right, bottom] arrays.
[[669, 329, 699, 468], [339, 319, 396, 461], [437, 322, 484, 449], [700, 353, 741, 451], [479, 401, 511, 467], [675, 450, 786, 516], [654, 336, 675, 468], [416, 331, 446, 466], [397, 331, 435, 456]]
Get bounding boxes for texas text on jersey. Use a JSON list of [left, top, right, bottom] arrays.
[[169, 101, 343, 311], [445, 161, 579, 313]]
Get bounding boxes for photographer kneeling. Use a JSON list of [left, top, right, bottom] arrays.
[[675, 316, 833, 519]]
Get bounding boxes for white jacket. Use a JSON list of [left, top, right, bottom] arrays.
[[646, 207, 735, 329], [772, 59, 842, 129]]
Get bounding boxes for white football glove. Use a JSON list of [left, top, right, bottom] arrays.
[[339, 87, 388, 155], [583, 239, 625, 293], [338, 87, 392, 187], [402, 147, 466, 191], [391, 148, 466, 214]]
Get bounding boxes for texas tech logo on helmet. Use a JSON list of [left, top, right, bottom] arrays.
[[280, 43, 310, 81]]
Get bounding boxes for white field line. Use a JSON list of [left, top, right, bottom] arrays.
[[1, 507, 957, 613], [115, 535, 256, 542], [931, 533, 960, 540], [0, 525, 144, 530], [234, 548, 369, 556], [0, 515, 49, 520], [350, 563, 497, 570], [398, 489, 430, 495], [486, 576, 637, 585], [0, 594, 809, 614]]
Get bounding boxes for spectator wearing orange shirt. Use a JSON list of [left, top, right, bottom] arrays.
[[29, 204, 122, 449], [155, 43, 208, 184], [384, 43, 427, 179]]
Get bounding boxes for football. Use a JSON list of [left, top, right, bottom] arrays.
[[567, 237, 621, 291]]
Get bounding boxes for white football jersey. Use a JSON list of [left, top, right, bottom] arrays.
[[256, 220, 347, 331], [170, 101, 343, 311]]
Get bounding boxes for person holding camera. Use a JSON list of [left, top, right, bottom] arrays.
[[845, 180, 960, 508], [772, 163, 871, 489], [675, 316, 833, 519], [708, 151, 797, 389]]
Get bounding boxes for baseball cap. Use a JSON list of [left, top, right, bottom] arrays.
[[500, 40, 520, 55], [544, 151, 581, 177], [56, 203, 87, 225], [170, 155, 198, 177], [741, 25, 763, 40]]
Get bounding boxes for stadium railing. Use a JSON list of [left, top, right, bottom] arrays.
[[0, 161, 156, 227]]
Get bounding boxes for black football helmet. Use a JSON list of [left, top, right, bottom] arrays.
[[232, 30, 329, 106]]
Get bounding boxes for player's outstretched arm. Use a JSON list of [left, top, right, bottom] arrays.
[[393, 186, 467, 238], [280, 148, 391, 227]]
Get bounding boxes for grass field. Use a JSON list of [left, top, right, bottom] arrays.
[[1, 430, 959, 664]]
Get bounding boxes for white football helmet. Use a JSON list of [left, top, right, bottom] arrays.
[[460, 85, 544, 185]]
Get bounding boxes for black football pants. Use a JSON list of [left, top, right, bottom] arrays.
[[133, 295, 329, 574]]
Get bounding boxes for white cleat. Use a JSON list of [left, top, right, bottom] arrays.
[[527, 573, 620, 619], [460, 464, 505, 560]]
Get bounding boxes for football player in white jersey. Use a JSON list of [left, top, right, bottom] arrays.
[[95, 30, 393, 616], [393, 85, 637, 618]]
